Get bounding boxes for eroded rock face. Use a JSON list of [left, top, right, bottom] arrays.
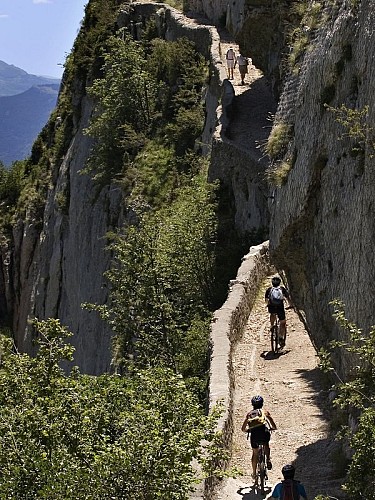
[[1, 3, 228, 375], [268, 2, 375, 371], [193, 0, 375, 373], [11, 95, 124, 374]]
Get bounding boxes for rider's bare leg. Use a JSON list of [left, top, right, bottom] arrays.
[[279, 319, 287, 339], [270, 313, 276, 328], [252, 448, 259, 478]]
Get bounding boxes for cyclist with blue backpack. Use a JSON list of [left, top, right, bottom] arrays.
[[265, 276, 291, 348], [270, 464, 308, 499]]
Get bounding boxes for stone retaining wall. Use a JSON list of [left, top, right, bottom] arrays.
[[204, 241, 271, 497]]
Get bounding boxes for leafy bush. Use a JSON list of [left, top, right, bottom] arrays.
[[124, 141, 178, 207], [84, 32, 158, 183], [319, 300, 375, 499], [325, 104, 374, 156], [0, 318, 220, 499]]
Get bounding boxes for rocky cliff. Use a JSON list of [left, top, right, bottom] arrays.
[[3, 0, 372, 377], [7, 94, 124, 374], [1, 2, 252, 374], [188, 0, 375, 373], [267, 1, 375, 370]]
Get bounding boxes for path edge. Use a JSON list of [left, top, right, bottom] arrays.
[[204, 241, 271, 497]]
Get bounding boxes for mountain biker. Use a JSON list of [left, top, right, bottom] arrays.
[[270, 464, 308, 499], [241, 395, 277, 480], [265, 276, 291, 348]]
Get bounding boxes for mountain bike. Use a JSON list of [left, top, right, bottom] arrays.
[[270, 316, 282, 353], [270, 306, 291, 353], [255, 441, 268, 495]]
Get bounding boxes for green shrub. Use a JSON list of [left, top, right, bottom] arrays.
[[0, 319, 221, 499], [319, 300, 375, 499]]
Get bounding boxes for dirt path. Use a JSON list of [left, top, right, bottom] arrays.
[[218, 32, 277, 156], [212, 277, 346, 500]]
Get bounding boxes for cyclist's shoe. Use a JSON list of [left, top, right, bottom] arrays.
[[267, 459, 272, 470]]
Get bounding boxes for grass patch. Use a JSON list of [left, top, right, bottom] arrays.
[[266, 158, 293, 187], [265, 122, 292, 159]]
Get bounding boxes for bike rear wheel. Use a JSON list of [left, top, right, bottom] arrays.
[[270, 325, 279, 353]]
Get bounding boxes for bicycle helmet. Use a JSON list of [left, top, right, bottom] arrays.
[[251, 395, 264, 409], [271, 276, 281, 287], [281, 464, 296, 479]]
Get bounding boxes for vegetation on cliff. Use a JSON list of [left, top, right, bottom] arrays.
[[320, 301, 375, 499], [0, 319, 220, 498], [0, 1, 227, 495]]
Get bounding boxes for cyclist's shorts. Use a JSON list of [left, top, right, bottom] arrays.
[[267, 305, 286, 321], [250, 426, 271, 449]]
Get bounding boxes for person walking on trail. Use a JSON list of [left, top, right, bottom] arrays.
[[241, 395, 277, 480], [225, 47, 236, 79], [235, 53, 249, 85], [269, 464, 308, 499], [265, 275, 291, 348]]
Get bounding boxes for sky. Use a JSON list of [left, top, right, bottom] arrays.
[[0, 0, 88, 78]]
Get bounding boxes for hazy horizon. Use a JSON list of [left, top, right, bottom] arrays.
[[0, 0, 87, 79]]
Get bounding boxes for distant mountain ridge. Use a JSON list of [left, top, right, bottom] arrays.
[[0, 84, 59, 165], [0, 61, 60, 165], [0, 60, 60, 97]]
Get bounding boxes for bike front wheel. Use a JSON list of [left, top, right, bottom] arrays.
[[259, 461, 266, 494]]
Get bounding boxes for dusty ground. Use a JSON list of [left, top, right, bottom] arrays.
[[212, 277, 346, 500]]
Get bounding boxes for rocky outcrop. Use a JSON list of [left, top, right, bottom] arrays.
[[268, 1, 375, 372], [10, 95, 124, 374]]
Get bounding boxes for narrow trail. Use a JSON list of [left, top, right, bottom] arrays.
[[212, 277, 346, 500], [218, 30, 277, 156]]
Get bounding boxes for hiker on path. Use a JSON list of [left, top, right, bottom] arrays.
[[226, 47, 236, 79], [236, 53, 249, 85]]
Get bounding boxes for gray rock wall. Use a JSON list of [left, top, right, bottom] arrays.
[[268, 1, 375, 371], [185, 0, 246, 31], [11, 96, 124, 374]]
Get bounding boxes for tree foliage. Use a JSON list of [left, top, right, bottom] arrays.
[[84, 31, 158, 183], [84, 30, 207, 191], [0, 318, 220, 499], [319, 300, 375, 499], [84, 176, 216, 388]]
